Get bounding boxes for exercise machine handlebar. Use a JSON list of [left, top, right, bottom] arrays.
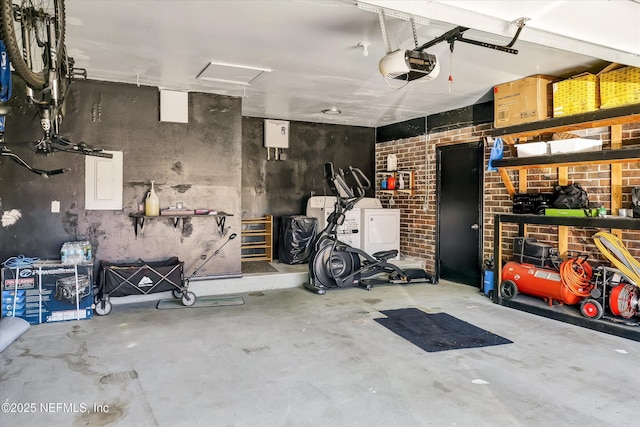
[[324, 162, 370, 209]]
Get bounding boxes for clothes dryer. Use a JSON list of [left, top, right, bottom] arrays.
[[361, 207, 400, 260]]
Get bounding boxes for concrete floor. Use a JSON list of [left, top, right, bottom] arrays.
[[1, 277, 639, 427]]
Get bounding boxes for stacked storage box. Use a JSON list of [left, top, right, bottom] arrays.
[[493, 75, 558, 128], [552, 73, 599, 117], [599, 66, 640, 109]]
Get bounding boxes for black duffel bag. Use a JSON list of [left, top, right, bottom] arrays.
[[552, 183, 589, 209]]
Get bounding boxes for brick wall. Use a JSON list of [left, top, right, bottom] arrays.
[[375, 122, 640, 274]]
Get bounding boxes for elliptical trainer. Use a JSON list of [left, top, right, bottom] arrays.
[[305, 163, 436, 295]]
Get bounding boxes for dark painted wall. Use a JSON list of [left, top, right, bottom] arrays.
[[375, 102, 494, 143], [241, 117, 375, 257], [376, 117, 426, 143], [1, 79, 241, 277], [426, 101, 493, 133]]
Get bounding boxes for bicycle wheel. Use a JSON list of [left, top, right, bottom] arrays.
[[0, 0, 65, 89]]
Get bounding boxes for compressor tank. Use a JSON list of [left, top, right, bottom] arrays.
[[501, 261, 583, 305]]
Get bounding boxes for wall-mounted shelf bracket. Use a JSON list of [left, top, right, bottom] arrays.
[[129, 213, 233, 238]]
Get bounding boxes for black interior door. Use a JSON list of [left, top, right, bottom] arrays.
[[437, 142, 483, 287]]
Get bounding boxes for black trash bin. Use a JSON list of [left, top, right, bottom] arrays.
[[278, 216, 317, 264]]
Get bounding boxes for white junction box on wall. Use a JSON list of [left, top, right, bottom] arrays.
[[264, 119, 289, 148], [160, 89, 188, 123]]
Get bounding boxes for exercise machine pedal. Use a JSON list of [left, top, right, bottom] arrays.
[[304, 282, 327, 295], [359, 278, 389, 290], [389, 269, 437, 284]]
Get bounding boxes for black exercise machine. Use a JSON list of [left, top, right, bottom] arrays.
[[305, 163, 437, 295]]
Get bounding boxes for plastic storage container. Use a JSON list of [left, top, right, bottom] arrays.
[[515, 142, 549, 158], [145, 180, 160, 216], [548, 138, 602, 155]]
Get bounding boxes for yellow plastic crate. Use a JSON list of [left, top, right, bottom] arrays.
[[553, 73, 599, 117], [600, 66, 640, 109]]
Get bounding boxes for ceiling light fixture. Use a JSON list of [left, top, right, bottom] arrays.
[[358, 41, 371, 57], [322, 108, 342, 115]]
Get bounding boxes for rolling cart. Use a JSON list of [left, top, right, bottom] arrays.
[[94, 256, 193, 315], [94, 233, 236, 315]]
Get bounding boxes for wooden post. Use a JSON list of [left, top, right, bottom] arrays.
[[558, 167, 569, 256], [611, 124, 623, 239]]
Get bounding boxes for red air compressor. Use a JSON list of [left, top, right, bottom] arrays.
[[500, 261, 586, 306]]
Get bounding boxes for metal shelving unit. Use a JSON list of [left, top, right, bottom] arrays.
[[493, 213, 640, 342]]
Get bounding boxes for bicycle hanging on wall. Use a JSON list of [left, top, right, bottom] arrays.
[[0, 0, 111, 178]]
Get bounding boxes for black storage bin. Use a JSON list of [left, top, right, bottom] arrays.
[[278, 216, 317, 264], [98, 257, 183, 298], [514, 237, 553, 258], [513, 237, 555, 268], [513, 193, 553, 215], [513, 254, 554, 268]]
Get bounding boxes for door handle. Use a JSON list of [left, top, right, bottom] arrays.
[[471, 224, 480, 230]]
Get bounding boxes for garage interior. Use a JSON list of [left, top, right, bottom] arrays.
[[1, 1, 639, 426]]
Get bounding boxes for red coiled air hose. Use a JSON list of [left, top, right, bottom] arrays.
[[560, 257, 593, 297]]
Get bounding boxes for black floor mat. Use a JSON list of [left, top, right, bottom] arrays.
[[375, 308, 512, 352]]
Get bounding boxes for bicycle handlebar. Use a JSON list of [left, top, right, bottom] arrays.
[[39, 135, 114, 158], [2, 148, 70, 178]]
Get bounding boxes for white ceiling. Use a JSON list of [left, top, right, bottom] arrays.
[[65, 0, 640, 128]]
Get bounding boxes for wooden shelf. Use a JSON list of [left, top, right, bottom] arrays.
[[492, 147, 640, 170], [490, 104, 640, 143], [489, 108, 638, 209], [241, 215, 273, 262], [128, 212, 232, 237], [491, 110, 640, 318], [377, 170, 415, 196], [494, 213, 640, 232], [494, 147, 640, 198], [378, 189, 415, 195]]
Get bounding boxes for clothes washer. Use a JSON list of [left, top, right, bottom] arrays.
[[306, 196, 362, 249], [306, 196, 400, 257]]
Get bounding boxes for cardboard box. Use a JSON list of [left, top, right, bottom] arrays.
[[548, 138, 602, 155], [599, 66, 640, 109], [494, 75, 559, 128], [553, 73, 599, 117], [1, 261, 93, 324], [515, 141, 549, 158]]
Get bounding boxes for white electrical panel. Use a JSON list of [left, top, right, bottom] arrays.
[[85, 151, 123, 210], [264, 119, 289, 148]]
